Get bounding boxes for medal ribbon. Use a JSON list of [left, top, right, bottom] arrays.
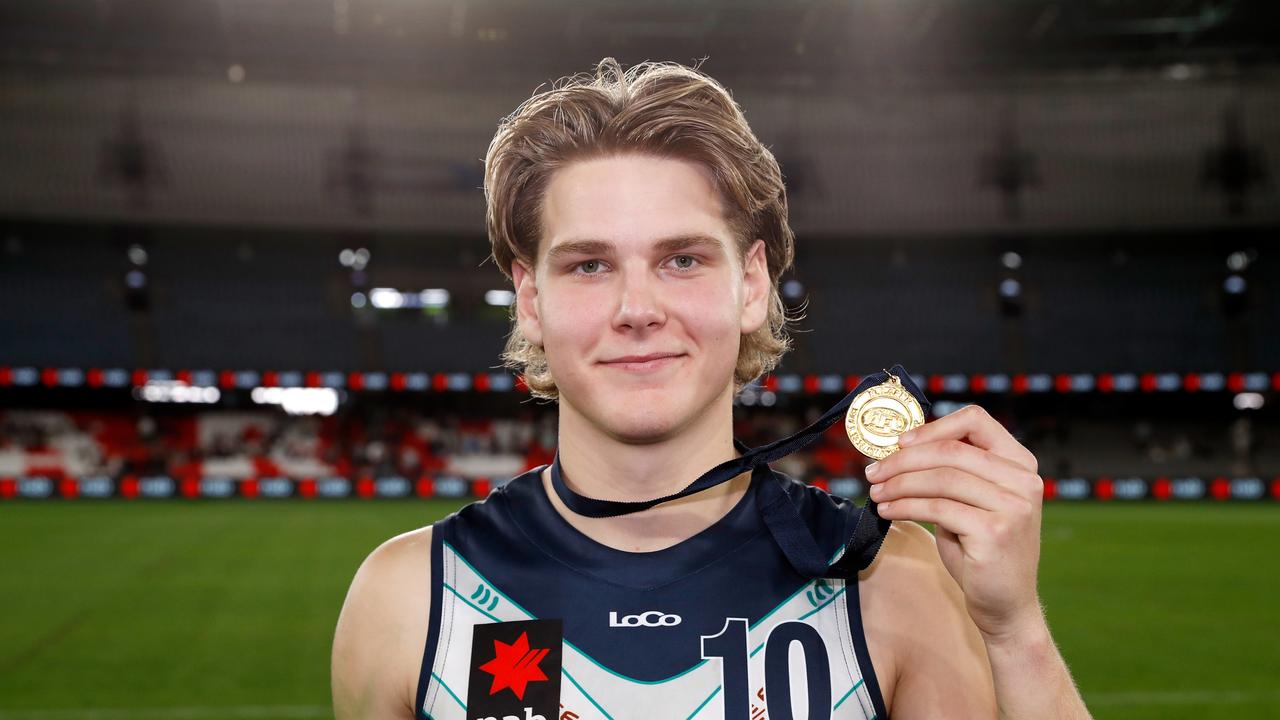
[[549, 364, 931, 579]]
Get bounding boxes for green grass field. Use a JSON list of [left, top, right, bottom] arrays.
[[1, 501, 1276, 720]]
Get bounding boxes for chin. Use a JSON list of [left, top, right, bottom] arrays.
[[598, 400, 687, 445], [558, 367, 733, 443]]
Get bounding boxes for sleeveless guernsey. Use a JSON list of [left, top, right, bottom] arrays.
[[415, 464, 889, 720], [414, 366, 928, 720]]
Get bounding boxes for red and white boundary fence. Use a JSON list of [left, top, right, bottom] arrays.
[[2, 366, 1278, 396], [2, 474, 1277, 502]]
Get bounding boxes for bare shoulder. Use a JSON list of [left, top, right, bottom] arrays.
[[858, 521, 996, 719], [332, 525, 435, 720]]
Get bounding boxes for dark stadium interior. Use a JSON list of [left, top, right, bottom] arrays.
[[2, 222, 1277, 373], [0, 0, 1275, 502], [2, 219, 1277, 487]]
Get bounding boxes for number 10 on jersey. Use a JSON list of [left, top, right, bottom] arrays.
[[701, 618, 833, 720]]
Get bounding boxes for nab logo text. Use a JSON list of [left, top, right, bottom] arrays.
[[609, 611, 682, 628], [474, 709, 545, 720]]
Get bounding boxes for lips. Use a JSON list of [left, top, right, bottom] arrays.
[[603, 353, 682, 363], [599, 353, 685, 371]]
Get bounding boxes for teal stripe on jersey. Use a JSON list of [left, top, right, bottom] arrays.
[[430, 671, 466, 711], [834, 678, 866, 711]]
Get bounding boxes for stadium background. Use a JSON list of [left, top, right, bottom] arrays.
[[1, 1, 1278, 718]]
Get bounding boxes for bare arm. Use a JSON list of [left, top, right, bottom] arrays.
[[332, 526, 434, 720], [983, 613, 1091, 720], [866, 521, 1090, 720], [867, 405, 1092, 720], [862, 520, 997, 719]]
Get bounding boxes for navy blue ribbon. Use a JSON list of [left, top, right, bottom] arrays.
[[550, 364, 931, 579]]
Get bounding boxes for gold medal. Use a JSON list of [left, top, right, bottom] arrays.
[[845, 369, 925, 460]]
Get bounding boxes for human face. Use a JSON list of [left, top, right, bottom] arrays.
[[511, 154, 770, 444]]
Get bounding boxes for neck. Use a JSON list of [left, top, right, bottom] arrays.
[[542, 383, 752, 553], [558, 382, 739, 500]]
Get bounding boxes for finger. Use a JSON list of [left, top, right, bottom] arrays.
[[867, 438, 1043, 499], [897, 404, 1037, 473], [870, 467, 1028, 514], [876, 496, 988, 537]]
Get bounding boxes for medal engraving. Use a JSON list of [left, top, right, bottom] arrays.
[[845, 369, 925, 460]]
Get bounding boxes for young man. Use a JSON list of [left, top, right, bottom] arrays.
[[332, 59, 1093, 720]]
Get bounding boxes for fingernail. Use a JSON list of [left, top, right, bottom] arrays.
[[899, 430, 917, 445], [865, 462, 880, 479], [878, 501, 892, 512], [870, 483, 883, 498]]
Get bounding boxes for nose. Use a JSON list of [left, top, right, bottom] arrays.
[[612, 262, 666, 333]]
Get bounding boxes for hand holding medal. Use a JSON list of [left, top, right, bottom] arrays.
[[851, 370, 1047, 642]]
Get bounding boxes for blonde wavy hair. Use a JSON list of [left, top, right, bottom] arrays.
[[484, 58, 797, 400]]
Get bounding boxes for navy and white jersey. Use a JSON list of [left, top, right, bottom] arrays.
[[414, 461, 890, 720]]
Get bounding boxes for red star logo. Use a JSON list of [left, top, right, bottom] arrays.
[[477, 631, 550, 700]]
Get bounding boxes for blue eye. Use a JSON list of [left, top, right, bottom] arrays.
[[672, 255, 697, 270], [577, 260, 602, 274]]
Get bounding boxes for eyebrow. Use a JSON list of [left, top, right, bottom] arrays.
[[544, 234, 726, 263]]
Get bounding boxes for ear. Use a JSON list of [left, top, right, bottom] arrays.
[[740, 238, 770, 335], [511, 260, 543, 347]]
